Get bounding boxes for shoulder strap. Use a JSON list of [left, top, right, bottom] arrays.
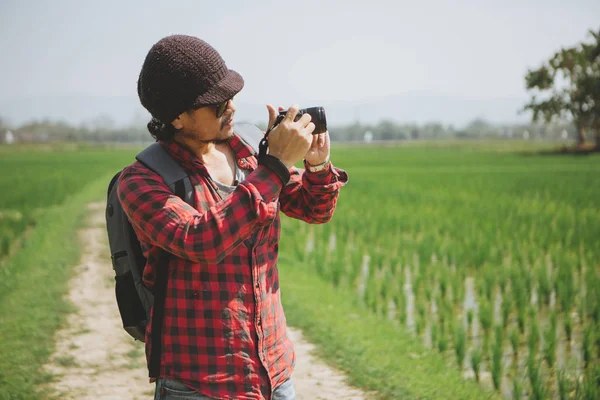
[[136, 143, 194, 206], [233, 122, 264, 155], [133, 142, 193, 378]]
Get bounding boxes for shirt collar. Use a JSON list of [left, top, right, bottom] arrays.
[[158, 134, 256, 172]]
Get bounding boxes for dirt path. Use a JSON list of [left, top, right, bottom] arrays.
[[43, 202, 370, 399]]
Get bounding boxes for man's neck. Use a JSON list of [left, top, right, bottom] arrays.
[[174, 136, 218, 162]]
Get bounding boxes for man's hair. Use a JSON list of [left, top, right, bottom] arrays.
[[147, 118, 179, 142]]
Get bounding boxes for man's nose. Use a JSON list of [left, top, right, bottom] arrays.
[[228, 99, 236, 113]]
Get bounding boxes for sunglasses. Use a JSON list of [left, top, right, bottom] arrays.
[[213, 97, 233, 118]]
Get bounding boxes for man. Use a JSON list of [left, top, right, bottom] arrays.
[[118, 34, 348, 400]]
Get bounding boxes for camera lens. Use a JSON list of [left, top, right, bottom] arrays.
[[279, 106, 327, 134]]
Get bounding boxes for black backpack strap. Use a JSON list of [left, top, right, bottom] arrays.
[[233, 122, 264, 156], [134, 142, 193, 379], [136, 142, 194, 207]]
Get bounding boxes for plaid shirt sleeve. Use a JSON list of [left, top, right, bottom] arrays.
[[117, 162, 285, 264], [279, 162, 348, 223]]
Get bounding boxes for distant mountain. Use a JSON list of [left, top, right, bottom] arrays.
[[0, 93, 531, 129]]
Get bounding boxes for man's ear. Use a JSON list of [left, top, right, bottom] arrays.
[[171, 114, 184, 130]]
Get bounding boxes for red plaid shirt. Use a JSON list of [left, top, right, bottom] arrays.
[[117, 134, 348, 400]]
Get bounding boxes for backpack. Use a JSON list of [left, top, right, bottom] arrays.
[[105, 122, 264, 376]]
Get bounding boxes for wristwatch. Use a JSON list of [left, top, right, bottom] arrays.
[[305, 157, 330, 173]]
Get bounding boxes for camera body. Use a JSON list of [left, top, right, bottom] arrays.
[[276, 106, 327, 134]]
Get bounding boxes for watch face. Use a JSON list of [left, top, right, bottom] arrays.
[[309, 162, 329, 172]]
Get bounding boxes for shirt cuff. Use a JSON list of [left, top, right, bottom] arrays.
[[303, 161, 346, 185]]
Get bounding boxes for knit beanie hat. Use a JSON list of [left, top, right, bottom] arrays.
[[137, 35, 244, 124]]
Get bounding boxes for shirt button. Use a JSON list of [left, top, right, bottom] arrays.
[[255, 283, 259, 288]]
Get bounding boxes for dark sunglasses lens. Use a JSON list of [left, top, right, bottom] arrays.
[[216, 100, 228, 117]]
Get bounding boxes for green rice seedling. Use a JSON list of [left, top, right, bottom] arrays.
[[564, 313, 573, 342], [495, 324, 504, 348], [492, 327, 503, 391], [528, 303, 537, 321], [498, 268, 508, 294], [331, 261, 343, 287], [557, 369, 570, 400], [557, 269, 574, 313], [585, 269, 599, 322], [523, 267, 533, 296], [415, 314, 423, 336], [595, 324, 600, 360], [467, 308, 474, 328], [438, 303, 446, 330], [537, 265, 552, 307], [479, 299, 493, 345], [417, 301, 426, 322], [438, 331, 448, 353], [439, 271, 448, 299], [527, 353, 547, 400], [454, 324, 466, 369], [583, 324, 592, 368], [575, 364, 599, 400], [484, 269, 496, 301], [528, 317, 539, 356], [378, 266, 392, 304], [446, 304, 456, 336], [430, 320, 438, 348], [393, 290, 406, 325], [512, 377, 522, 400], [517, 304, 526, 333], [412, 273, 422, 300], [502, 292, 512, 329], [543, 316, 557, 369], [510, 328, 520, 358], [477, 281, 485, 300], [471, 347, 481, 382], [452, 273, 464, 307]]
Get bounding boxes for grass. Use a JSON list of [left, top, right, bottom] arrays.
[[279, 260, 497, 400], [0, 176, 112, 400]]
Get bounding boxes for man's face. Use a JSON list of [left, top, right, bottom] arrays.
[[173, 99, 236, 145]]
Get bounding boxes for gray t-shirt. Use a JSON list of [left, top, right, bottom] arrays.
[[212, 162, 248, 197], [212, 163, 258, 246]]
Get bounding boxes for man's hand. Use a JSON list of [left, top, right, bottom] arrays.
[[303, 130, 330, 166], [265, 104, 314, 169]]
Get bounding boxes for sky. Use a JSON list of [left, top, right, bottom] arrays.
[[1, 0, 599, 126]]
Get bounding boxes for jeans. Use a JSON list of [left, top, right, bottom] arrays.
[[154, 377, 296, 400]]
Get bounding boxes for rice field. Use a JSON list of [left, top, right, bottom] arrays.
[[1, 140, 599, 398], [0, 144, 134, 259], [281, 143, 600, 399]]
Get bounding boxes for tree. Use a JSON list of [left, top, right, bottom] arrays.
[[524, 28, 600, 148]]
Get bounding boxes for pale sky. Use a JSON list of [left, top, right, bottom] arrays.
[[1, 0, 599, 125]]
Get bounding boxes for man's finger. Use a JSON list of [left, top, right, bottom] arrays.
[[266, 104, 277, 129], [297, 112, 312, 128], [283, 104, 300, 123], [310, 133, 319, 149], [323, 131, 330, 149]]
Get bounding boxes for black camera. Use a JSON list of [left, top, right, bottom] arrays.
[[276, 106, 327, 134]]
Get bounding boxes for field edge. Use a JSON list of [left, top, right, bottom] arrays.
[[0, 175, 111, 400]]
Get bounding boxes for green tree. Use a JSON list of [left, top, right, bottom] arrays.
[[524, 28, 600, 148]]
